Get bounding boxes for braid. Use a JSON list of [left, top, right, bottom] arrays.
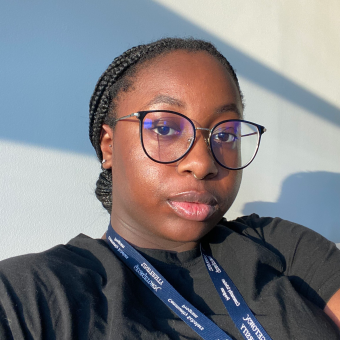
[[95, 168, 112, 213], [89, 45, 146, 159], [89, 37, 244, 213]]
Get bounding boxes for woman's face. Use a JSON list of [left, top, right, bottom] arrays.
[[102, 50, 243, 251]]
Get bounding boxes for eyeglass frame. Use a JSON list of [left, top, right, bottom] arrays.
[[114, 110, 266, 170]]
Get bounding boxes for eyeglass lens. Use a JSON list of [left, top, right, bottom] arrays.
[[141, 111, 260, 169]]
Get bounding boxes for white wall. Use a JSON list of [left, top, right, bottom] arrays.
[[1, 0, 339, 260]]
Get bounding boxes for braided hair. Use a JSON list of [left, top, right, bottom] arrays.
[[89, 37, 244, 213]]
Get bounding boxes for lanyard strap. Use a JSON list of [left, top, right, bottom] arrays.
[[106, 224, 272, 340], [106, 224, 231, 340], [201, 247, 272, 340]]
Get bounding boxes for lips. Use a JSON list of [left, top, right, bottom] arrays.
[[167, 191, 219, 221]]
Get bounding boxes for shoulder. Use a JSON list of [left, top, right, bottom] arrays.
[[0, 234, 117, 307], [216, 213, 338, 256], [0, 234, 115, 338], [209, 214, 294, 252], [0, 234, 107, 280], [226, 213, 301, 240], [212, 214, 340, 308], [214, 214, 340, 273]]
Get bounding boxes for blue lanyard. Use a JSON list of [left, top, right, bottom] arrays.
[[200, 247, 271, 340], [106, 224, 272, 340]]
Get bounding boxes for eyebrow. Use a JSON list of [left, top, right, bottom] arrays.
[[215, 103, 242, 117], [144, 95, 186, 109]]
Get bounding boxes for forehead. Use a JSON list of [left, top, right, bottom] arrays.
[[136, 50, 234, 87], [116, 50, 243, 119]]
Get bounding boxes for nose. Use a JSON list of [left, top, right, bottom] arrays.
[[177, 130, 218, 180]]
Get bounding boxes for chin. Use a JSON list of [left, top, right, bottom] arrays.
[[162, 219, 217, 243]]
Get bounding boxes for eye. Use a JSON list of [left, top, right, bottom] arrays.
[[153, 125, 180, 136], [212, 131, 237, 143], [147, 118, 182, 137]]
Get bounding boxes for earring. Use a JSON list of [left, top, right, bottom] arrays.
[[102, 159, 107, 164], [109, 145, 112, 147]]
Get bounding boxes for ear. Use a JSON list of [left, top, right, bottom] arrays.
[[100, 124, 114, 169]]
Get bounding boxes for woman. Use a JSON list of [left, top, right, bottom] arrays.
[[0, 38, 339, 339]]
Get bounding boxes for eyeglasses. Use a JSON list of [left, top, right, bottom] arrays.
[[115, 110, 266, 170]]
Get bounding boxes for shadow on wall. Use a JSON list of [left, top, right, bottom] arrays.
[[1, 0, 340, 155], [242, 171, 340, 242]]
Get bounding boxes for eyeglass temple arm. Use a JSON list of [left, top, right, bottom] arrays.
[[115, 112, 140, 122], [241, 127, 266, 137]]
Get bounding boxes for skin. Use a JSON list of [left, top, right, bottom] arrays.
[[100, 50, 340, 327], [325, 290, 340, 328]]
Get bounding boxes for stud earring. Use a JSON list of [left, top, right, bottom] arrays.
[[102, 159, 107, 164], [109, 145, 112, 147]]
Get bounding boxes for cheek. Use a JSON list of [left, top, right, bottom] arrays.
[[111, 127, 166, 206]]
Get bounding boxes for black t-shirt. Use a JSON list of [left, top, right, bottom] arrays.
[[0, 215, 340, 339]]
